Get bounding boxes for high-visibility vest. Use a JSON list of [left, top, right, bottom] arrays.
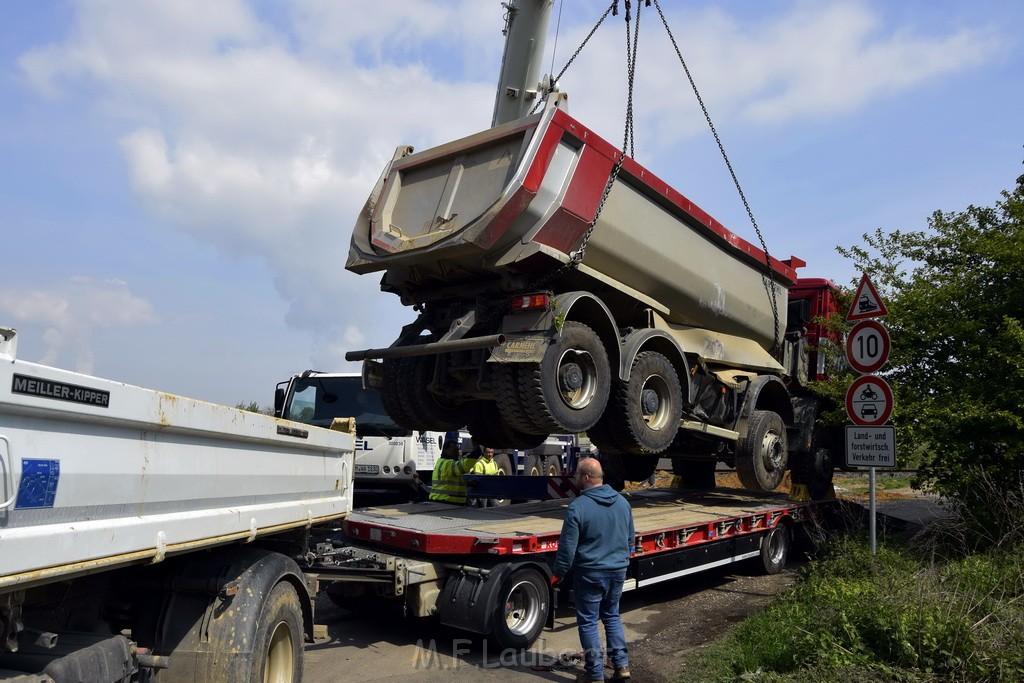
[[428, 456, 479, 504], [471, 457, 499, 476]]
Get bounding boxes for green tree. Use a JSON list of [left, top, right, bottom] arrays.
[[235, 401, 271, 415], [838, 166, 1024, 519]]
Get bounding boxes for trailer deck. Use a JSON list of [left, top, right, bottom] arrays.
[[343, 486, 824, 559]]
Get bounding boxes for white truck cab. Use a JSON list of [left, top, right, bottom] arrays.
[[275, 371, 444, 503]]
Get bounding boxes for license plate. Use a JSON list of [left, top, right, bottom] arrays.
[[354, 464, 380, 475]]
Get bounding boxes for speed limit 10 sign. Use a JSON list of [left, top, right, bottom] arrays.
[[846, 319, 891, 374]]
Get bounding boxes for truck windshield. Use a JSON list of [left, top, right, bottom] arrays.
[[284, 376, 409, 438]]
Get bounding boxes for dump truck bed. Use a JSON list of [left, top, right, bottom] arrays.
[[0, 330, 355, 590], [347, 106, 799, 350]]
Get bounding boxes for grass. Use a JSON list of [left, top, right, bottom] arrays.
[[675, 528, 1024, 682]]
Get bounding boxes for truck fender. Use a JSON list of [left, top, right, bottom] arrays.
[[737, 375, 794, 426], [551, 292, 620, 376], [437, 561, 553, 636], [618, 329, 691, 394], [146, 547, 313, 680], [491, 291, 620, 370]]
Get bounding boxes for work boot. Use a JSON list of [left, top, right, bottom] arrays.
[[608, 666, 632, 680], [575, 672, 603, 683]]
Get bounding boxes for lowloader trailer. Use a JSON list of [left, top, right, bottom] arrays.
[[0, 326, 355, 682], [313, 478, 836, 652]]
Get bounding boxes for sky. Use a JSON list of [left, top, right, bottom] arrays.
[[1, 0, 1021, 408]]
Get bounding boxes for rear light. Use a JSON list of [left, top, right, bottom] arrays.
[[403, 465, 413, 475], [383, 466, 391, 474], [511, 293, 551, 311]]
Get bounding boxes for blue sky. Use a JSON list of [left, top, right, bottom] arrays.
[[1, 0, 1021, 407]]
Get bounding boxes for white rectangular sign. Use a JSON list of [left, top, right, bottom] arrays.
[[845, 425, 898, 468]]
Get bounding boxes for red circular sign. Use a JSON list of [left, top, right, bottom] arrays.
[[846, 320, 891, 374], [845, 376, 894, 426]]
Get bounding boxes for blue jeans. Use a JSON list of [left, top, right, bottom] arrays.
[[573, 569, 628, 679]]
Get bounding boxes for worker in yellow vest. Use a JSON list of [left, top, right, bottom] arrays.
[[468, 446, 499, 507], [428, 432, 479, 505]]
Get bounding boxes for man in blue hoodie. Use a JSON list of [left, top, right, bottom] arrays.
[[552, 457, 635, 682]]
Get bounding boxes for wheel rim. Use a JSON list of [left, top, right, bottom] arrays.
[[760, 429, 786, 472], [504, 579, 544, 638], [264, 619, 295, 683], [556, 348, 598, 410], [639, 373, 672, 431], [766, 527, 788, 565]]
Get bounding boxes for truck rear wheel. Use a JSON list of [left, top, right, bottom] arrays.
[[543, 455, 562, 476], [736, 410, 788, 493], [490, 568, 549, 651], [493, 363, 543, 434], [670, 458, 716, 489], [403, 351, 474, 431], [519, 322, 610, 434], [467, 403, 547, 450], [250, 582, 304, 683], [603, 351, 682, 454], [600, 452, 658, 491]]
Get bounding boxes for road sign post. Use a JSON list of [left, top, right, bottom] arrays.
[[844, 273, 895, 555]]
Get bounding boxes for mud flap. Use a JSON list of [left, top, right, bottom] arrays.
[[438, 563, 517, 635]]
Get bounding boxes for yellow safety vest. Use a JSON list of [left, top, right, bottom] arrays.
[[428, 456, 479, 504], [471, 457, 500, 476]]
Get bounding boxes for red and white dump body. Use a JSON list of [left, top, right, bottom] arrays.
[[347, 103, 799, 370]]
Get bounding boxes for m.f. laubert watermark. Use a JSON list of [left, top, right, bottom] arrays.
[[412, 638, 583, 671]]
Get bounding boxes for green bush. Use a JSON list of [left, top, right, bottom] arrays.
[[676, 535, 1024, 682]]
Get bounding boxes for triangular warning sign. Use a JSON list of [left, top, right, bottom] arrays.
[[846, 273, 888, 321]]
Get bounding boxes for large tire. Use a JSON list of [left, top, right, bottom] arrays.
[[249, 581, 304, 683], [542, 454, 563, 476], [599, 351, 683, 454], [807, 446, 835, 500], [402, 352, 473, 431], [493, 363, 544, 434], [670, 458, 717, 490], [523, 454, 544, 476], [758, 524, 791, 575], [379, 356, 419, 430], [490, 568, 549, 651], [489, 452, 514, 506], [600, 452, 658, 491], [735, 410, 788, 493], [467, 403, 547, 450], [518, 322, 611, 434]]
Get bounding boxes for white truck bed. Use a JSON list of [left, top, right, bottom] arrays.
[[0, 327, 354, 590]]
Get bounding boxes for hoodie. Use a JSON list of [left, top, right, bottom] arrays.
[[552, 484, 635, 577]]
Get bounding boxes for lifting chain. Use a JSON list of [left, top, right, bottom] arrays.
[[651, 0, 782, 354]]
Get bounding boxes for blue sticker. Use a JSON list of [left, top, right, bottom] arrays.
[[16, 459, 60, 509]]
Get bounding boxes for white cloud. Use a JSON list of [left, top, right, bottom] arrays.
[[551, 2, 999, 155], [13, 0, 1000, 355], [0, 277, 157, 373]]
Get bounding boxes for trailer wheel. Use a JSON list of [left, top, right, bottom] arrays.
[[611, 351, 683, 454], [490, 568, 549, 651], [519, 322, 610, 434], [524, 454, 544, 476], [543, 455, 563, 476], [736, 410, 788, 493], [670, 458, 717, 489], [249, 581, 304, 683], [759, 524, 791, 575]]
